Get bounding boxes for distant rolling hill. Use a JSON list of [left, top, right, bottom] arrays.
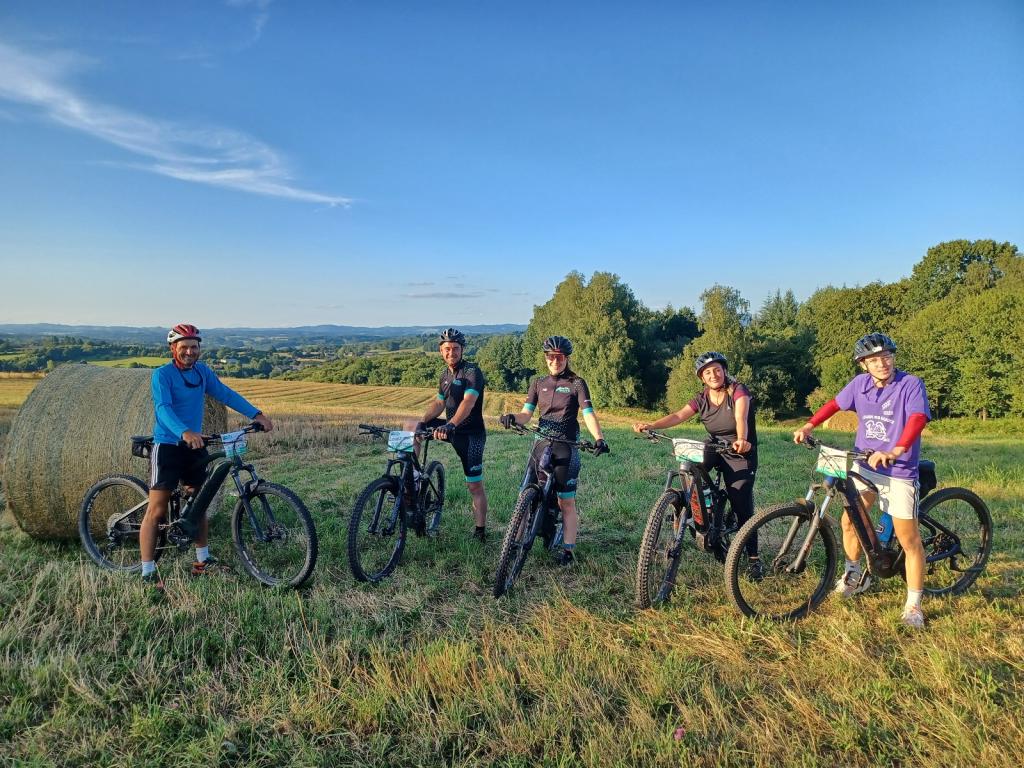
[[0, 323, 526, 346]]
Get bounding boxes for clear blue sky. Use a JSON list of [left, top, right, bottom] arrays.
[[1, 1, 1021, 328]]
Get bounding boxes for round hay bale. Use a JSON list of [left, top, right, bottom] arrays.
[[2, 364, 226, 540], [823, 410, 860, 432]]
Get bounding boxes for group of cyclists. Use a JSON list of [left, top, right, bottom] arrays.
[[144, 323, 932, 628]]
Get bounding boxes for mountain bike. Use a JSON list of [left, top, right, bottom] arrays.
[[79, 423, 318, 587], [492, 423, 598, 598], [634, 431, 741, 608], [724, 434, 993, 620], [347, 424, 446, 582]]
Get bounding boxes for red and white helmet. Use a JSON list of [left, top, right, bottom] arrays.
[[167, 323, 202, 344]]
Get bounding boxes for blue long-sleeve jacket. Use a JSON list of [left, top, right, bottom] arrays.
[[152, 361, 259, 445]]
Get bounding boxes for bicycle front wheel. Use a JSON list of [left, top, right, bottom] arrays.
[[421, 460, 446, 536], [724, 503, 838, 621], [232, 481, 318, 588], [79, 474, 158, 572], [348, 477, 406, 583], [493, 486, 542, 598], [635, 490, 686, 609], [917, 487, 993, 596]]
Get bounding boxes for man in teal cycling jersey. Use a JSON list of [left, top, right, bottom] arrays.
[[413, 328, 489, 541], [141, 323, 273, 592]]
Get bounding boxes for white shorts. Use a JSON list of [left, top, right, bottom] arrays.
[[851, 463, 919, 520]]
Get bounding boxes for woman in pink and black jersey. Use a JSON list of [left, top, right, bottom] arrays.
[[633, 351, 761, 574]]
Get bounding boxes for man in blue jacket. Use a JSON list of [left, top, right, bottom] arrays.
[[141, 323, 273, 592]]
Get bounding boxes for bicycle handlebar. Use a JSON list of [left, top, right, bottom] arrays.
[[799, 434, 873, 462], [357, 423, 435, 440], [508, 422, 598, 453], [636, 429, 736, 455], [199, 421, 264, 447]]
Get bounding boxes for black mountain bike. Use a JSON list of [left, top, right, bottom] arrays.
[[492, 423, 598, 599], [634, 431, 740, 608], [724, 435, 993, 620], [79, 424, 318, 587], [347, 424, 446, 582]]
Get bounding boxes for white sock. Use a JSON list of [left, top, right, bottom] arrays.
[[141, 560, 156, 577], [844, 558, 862, 575], [905, 589, 923, 613], [195, 546, 209, 563]]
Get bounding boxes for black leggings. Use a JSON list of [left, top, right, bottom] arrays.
[[703, 453, 757, 556]]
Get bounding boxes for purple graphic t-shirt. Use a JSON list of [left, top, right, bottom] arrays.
[[835, 370, 931, 479]]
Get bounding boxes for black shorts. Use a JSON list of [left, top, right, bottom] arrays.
[[425, 419, 486, 482], [531, 440, 581, 498], [150, 443, 209, 491]]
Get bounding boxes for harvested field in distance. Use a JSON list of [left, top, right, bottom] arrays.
[[91, 356, 167, 367], [0, 374, 43, 409]]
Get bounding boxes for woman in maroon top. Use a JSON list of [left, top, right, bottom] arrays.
[[633, 351, 760, 572]]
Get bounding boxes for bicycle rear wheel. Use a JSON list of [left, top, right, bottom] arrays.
[[79, 474, 160, 572], [916, 487, 992, 596], [493, 486, 541, 598], [347, 477, 406, 583], [233, 481, 318, 588], [421, 460, 446, 536], [724, 502, 838, 620], [635, 490, 686, 608]]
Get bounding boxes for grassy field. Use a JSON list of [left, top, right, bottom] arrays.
[[0, 376, 1022, 766], [92, 357, 168, 368]]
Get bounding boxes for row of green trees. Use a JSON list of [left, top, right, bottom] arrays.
[[481, 239, 1022, 419]]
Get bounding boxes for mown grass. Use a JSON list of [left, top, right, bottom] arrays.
[[0, 379, 1022, 766]]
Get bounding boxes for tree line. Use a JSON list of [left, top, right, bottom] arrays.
[[238, 238, 1024, 420], [481, 239, 1022, 420]]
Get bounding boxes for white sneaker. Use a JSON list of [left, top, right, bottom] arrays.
[[834, 571, 872, 598], [901, 606, 926, 629]]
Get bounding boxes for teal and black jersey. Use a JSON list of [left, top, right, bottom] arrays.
[[437, 361, 486, 433], [523, 372, 593, 440]]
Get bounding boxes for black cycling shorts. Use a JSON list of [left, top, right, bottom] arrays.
[[531, 440, 581, 498], [150, 443, 209, 491], [425, 419, 486, 482]]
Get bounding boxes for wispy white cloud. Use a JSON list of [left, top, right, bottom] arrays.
[[403, 291, 487, 300], [227, 0, 273, 48], [0, 39, 349, 206]]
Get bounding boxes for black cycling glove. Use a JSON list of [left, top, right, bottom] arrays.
[[499, 413, 518, 429], [594, 438, 610, 456]]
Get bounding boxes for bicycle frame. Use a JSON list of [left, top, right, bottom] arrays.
[[163, 429, 265, 546], [358, 425, 439, 536], [787, 439, 914, 580], [510, 423, 595, 551], [641, 431, 736, 554], [517, 446, 561, 549]]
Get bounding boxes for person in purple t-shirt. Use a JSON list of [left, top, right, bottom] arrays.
[[633, 351, 762, 578], [793, 333, 931, 629]]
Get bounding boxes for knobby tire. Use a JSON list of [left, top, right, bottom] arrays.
[[232, 481, 318, 588], [493, 486, 541, 598], [724, 502, 838, 621], [348, 477, 406, 583], [79, 474, 159, 572]]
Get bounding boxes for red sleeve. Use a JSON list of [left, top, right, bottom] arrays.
[[808, 399, 841, 427], [895, 412, 929, 450]]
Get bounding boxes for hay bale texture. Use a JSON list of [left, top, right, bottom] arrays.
[[823, 410, 860, 432], [2, 364, 226, 540]]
